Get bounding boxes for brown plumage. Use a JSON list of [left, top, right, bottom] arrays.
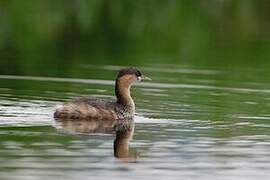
[[54, 67, 151, 120]]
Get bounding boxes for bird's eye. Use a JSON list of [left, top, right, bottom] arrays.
[[136, 71, 142, 77], [137, 76, 142, 81]]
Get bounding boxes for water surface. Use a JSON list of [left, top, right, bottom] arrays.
[[0, 64, 270, 180]]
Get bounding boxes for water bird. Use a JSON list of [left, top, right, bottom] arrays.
[[54, 67, 151, 120]]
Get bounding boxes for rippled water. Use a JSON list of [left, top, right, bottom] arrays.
[[0, 64, 270, 180]]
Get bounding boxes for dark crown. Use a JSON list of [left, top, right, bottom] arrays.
[[117, 68, 142, 78]]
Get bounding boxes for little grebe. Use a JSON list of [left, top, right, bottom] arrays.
[[54, 67, 151, 120]]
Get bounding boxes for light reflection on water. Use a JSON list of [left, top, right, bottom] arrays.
[[0, 65, 270, 180]]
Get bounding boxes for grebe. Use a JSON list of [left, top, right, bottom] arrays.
[[54, 67, 151, 120]]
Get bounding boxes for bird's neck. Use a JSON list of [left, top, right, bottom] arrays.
[[115, 80, 135, 109]]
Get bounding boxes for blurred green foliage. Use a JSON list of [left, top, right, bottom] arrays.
[[0, 0, 270, 75]]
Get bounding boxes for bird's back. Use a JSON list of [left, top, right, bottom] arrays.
[[54, 97, 118, 120]]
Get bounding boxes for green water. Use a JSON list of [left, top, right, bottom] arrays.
[[0, 64, 270, 180]]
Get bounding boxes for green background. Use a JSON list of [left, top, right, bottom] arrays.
[[0, 0, 270, 76]]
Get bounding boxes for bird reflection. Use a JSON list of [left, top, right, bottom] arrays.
[[54, 118, 137, 161]]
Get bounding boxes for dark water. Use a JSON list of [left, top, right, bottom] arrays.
[[0, 64, 270, 180]]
